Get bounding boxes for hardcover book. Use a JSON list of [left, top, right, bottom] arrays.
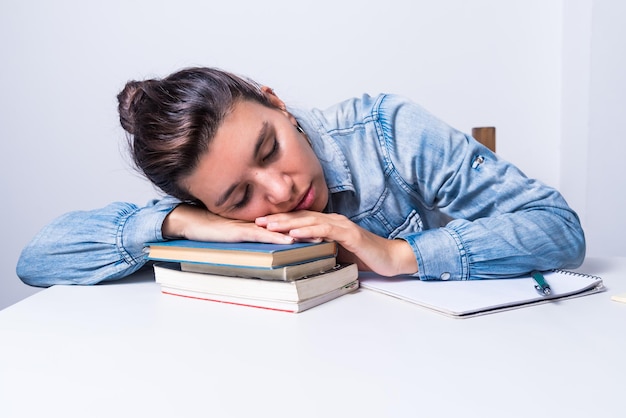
[[153, 262, 358, 302], [146, 240, 337, 268], [160, 280, 359, 313]]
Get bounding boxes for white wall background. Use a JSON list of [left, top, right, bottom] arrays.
[[1, 0, 623, 310]]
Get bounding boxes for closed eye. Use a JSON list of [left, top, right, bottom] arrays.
[[233, 184, 251, 209], [262, 138, 279, 163]]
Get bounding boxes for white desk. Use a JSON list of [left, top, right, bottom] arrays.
[[1, 256, 625, 418]]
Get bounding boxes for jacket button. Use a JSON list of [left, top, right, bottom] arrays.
[[440, 272, 451, 280]]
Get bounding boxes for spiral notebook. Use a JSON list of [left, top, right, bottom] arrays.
[[359, 269, 605, 318]]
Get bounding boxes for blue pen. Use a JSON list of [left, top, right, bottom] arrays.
[[531, 270, 551, 296]]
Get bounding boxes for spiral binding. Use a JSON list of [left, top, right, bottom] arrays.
[[551, 268, 603, 282]]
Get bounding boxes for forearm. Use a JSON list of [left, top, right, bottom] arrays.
[[16, 198, 179, 287], [404, 205, 585, 281]]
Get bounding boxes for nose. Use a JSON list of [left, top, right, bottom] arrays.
[[256, 170, 293, 206]]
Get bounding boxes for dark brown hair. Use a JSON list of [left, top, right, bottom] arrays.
[[117, 67, 273, 202]]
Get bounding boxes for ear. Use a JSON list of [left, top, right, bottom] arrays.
[[260, 86, 298, 125], [261, 86, 286, 110]]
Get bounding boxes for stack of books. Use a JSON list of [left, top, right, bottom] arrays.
[[145, 240, 359, 313]]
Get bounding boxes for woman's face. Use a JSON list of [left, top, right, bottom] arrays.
[[183, 98, 328, 221]]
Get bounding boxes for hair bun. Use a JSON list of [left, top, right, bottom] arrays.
[[117, 80, 145, 135]]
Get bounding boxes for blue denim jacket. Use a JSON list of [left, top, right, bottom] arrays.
[[17, 94, 585, 286]]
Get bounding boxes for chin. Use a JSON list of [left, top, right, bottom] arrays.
[[314, 195, 329, 212]]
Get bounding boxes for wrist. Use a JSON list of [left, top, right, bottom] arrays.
[[162, 204, 192, 239], [392, 239, 418, 275]]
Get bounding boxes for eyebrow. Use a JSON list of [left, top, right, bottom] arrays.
[[214, 121, 269, 208]]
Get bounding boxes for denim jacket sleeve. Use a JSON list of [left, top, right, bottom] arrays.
[[16, 196, 180, 287], [379, 95, 586, 280]]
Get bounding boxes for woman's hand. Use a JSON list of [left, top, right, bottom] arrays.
[[162, 204, 296, 244], [255, 211, 418, 277]]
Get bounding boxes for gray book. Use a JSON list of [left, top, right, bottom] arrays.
[[180, 256, 337, 282]]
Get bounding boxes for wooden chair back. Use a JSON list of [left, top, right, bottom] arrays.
[[472, 127, 496, 152]]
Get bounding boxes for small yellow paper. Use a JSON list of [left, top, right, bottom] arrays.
[[611, 293, 626, 303]]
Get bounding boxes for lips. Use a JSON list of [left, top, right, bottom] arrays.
[[293, 185, 315, 211]]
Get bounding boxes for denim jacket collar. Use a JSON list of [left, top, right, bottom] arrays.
[[289, 106, 355, 195]]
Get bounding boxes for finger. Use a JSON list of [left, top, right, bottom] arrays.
[[244, 229, 296, 244], [259, 214, 327, 233], [288, 223, 343, 242], [256, 210, 318, 226], [292, 237, 324, 243]]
